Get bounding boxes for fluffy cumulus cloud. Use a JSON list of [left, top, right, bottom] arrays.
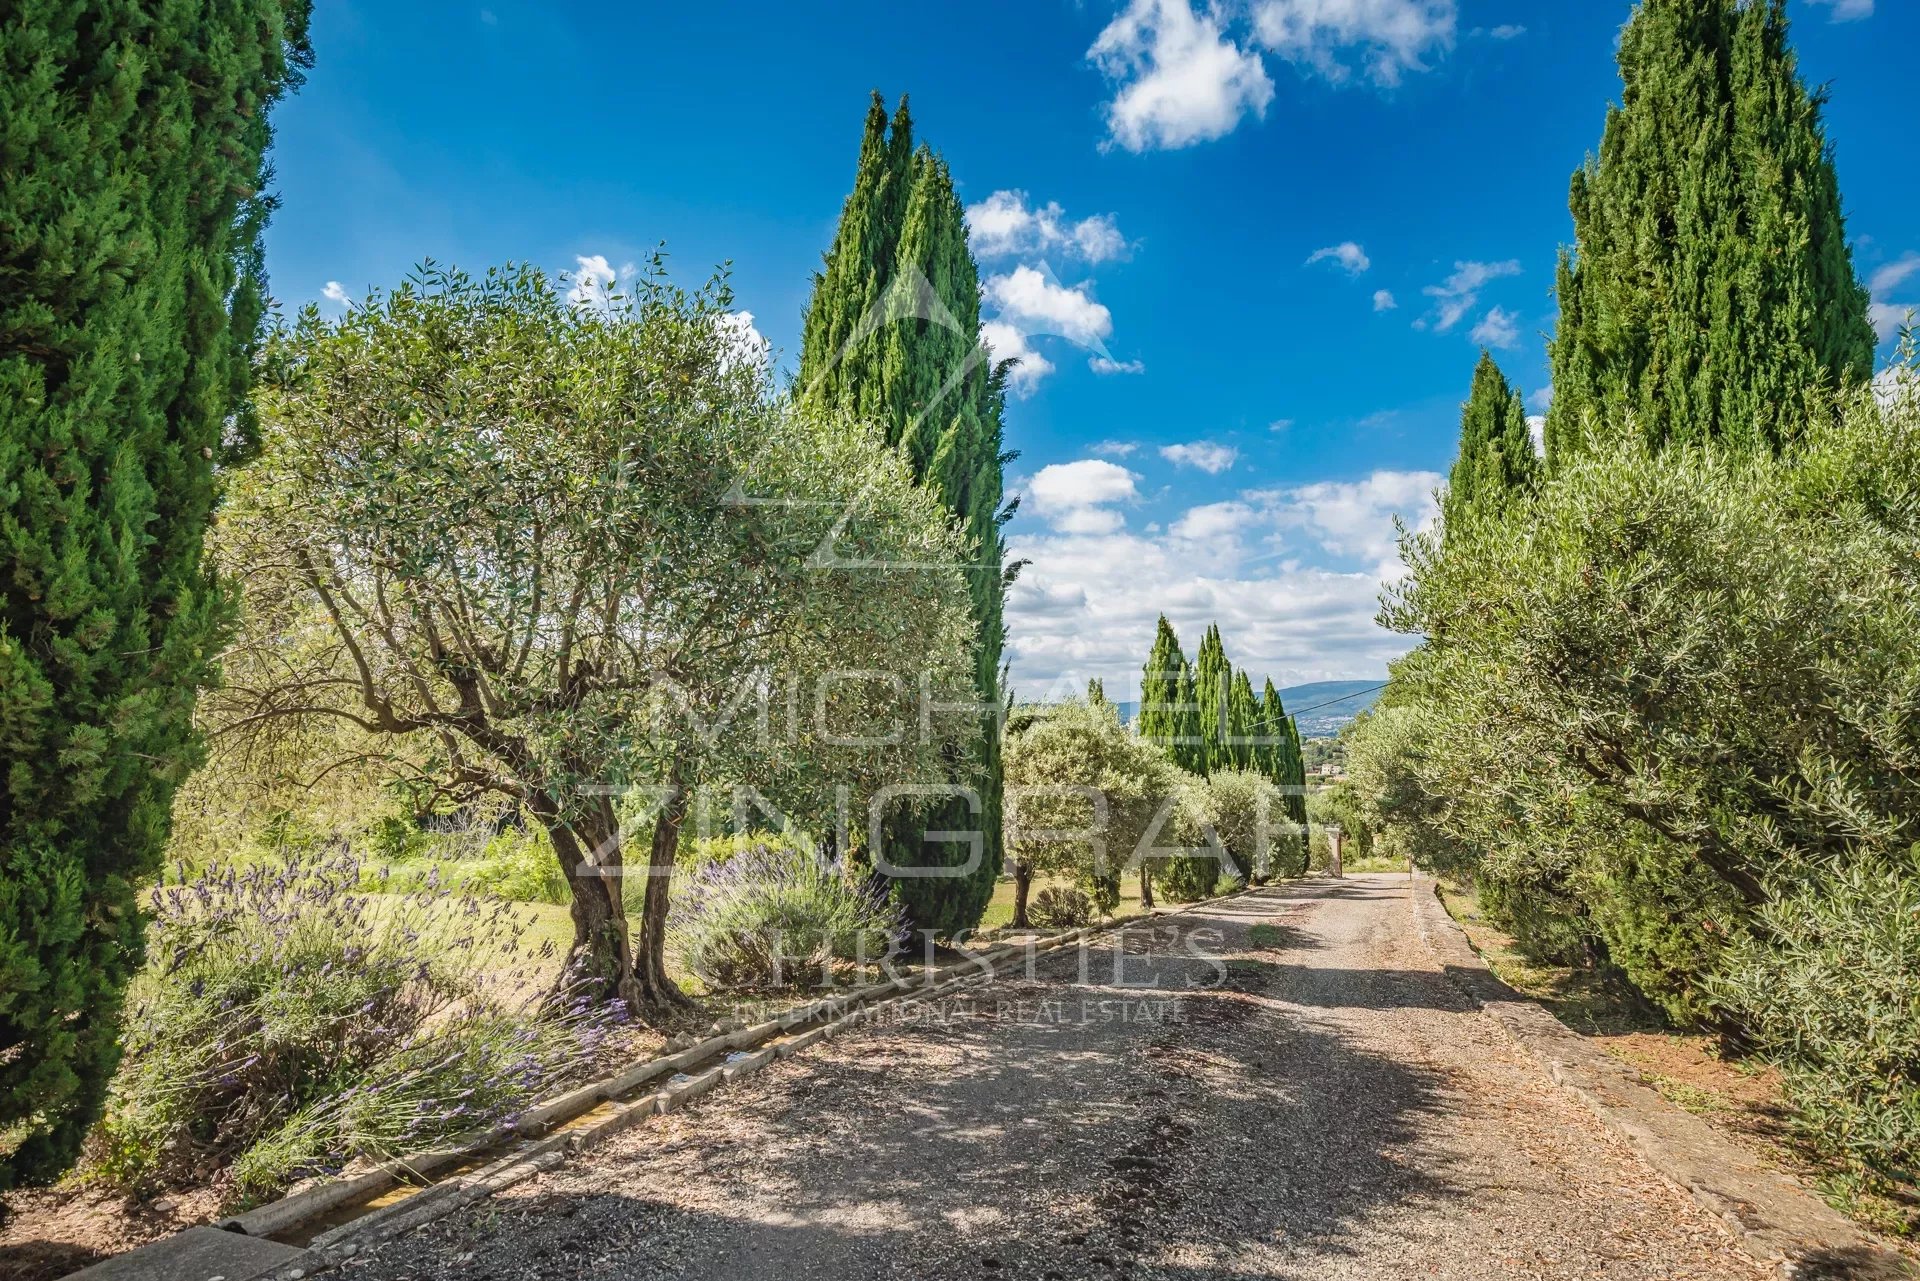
[[965, 190, 1131, 263], [1469, 305, 1521, 349], [321, 280, 351, 306], [1526, 414, 1546, 456], [1160, 440, 1239, 473], [1024, 459, 1140, 536], [1419, 258, 1521, 333], [1251, 0, 1457, 88], [1869, 253, 1920, 342], [984, 267, 1114, 348], [567, 253, 618, 310], [713, 311, 770, 371], [1267, 469, 1439, 576], [983, 320, 1058, 395], [1089, 0, 1276, 153], [1307, 241, 1371, 275], [1372, 289, 1397, 312], [1002, 467, 1441, 692]]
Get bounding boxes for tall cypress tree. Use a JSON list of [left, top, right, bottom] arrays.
[[1194, 623, 1230, 775], [1259, 679, 1309, 833], [0, 3, 311, 1187], [798, 96, 1011, 933], [1546, 0, 1874, 459], [1138, 617, 1201, 773], [1444, 351, 1539, 534], [1226, 670, 1260, 772]]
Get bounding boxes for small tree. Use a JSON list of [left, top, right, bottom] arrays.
[[1206, 767, 1292, 881], [216, 263, 976, 1014], [1003, 700, 1182, 926]]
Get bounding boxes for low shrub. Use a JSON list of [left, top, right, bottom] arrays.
[[666, 844, 905, 991], [1716, 849, 1920, 1185], [1028, 886, 1095, 930], [92, 855, 624, 1206]]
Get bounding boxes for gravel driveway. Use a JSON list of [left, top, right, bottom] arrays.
[[342, 874, 1765, 1280]]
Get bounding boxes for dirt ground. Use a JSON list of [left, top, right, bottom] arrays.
[[333, 876, 1765, 1280]]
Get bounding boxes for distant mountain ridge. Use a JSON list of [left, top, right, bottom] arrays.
[[1108, 679, 1384, 738]]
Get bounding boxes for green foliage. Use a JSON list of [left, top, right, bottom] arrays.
[[1195, 624, 1231, 773], [1137, 616, 1201, 772], [665, 845, 904, 992], [1444, 351, 1539, 536], [1206, 768, 1300, 881], [0, 2, 312, 1188], [1546, 0, 1874, 458], [1380, 365, 1920, 1039], [91, 856, 620, 1205], [1718, 848, 1920, 1184], [1153, 776, 1234, 903], [216, 261, 977, 1009], [1027, 886, 1095, 930], [798, 94, 1012, 935], [1004, 699, 1182, 894]]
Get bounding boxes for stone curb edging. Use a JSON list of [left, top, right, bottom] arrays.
[[1407, 870, 1914, 1281], [205, 884, 1253, 1279]]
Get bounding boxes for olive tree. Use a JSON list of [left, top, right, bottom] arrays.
[[1002, 700, 1194, 924], [214, 261, 977, 1013]]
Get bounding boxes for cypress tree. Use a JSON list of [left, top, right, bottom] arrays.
[[1260, 679, 1309, 833], [1226, 670, 1260, 772], [0, 3, 311, 1186], [1138, 617, 1199, 770], [798, 96, 1011, 933], [1171, 663, 1204, 776], [1546, 0, 1874, 459], [1194, 623, 1230, 775], [1444, 351, 1539, 534]]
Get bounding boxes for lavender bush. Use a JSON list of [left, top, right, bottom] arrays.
[[666, 843, 906, 991], [92, 854, 625, 1205]]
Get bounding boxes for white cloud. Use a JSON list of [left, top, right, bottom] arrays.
[[1251, 0, 1457, 87], [965, 190, 1131, 263], [983, 321, 1058, 396], [1269, 418, 1295, 432], [1160, 440, 1239, 473], [322, 281, 351, 306], [1526, 414, 1546, 457], [984, 266, 1114, 348], [1372, 289, 1397, 312], [1871, 255, 1920, 296], [1469, 305, 1521, 349], [1089, 0, 1276, 152], [1171, 500, 1255, 541], [1807, 0, 1872, 20], [1024, 459, 1140, 535], [568, 254, 617, 309], [1089, 439, 1139, 457], [1871, 303, 1914, 343], [1487, 23, 1524, 39], [1307, 241, 1371, 275], [1420, 258, 1521, 332], [1869, 253, 1919, 342], [1090, 355, 1147, 375], [1269, 468, 1441, 577], [1527, 383, 1554, 412], [1003, 468, 1441, 691], [713, 311, 769, 372]]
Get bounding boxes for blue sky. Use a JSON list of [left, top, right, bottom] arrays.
[[263, 0, 1918, 699]]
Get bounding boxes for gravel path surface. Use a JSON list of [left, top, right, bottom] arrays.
[[342, 874, 1766, 1280]]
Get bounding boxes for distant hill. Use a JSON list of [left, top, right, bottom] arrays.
[[1276, 680, 1385, 737], [1109, 679, 1383, 739]]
